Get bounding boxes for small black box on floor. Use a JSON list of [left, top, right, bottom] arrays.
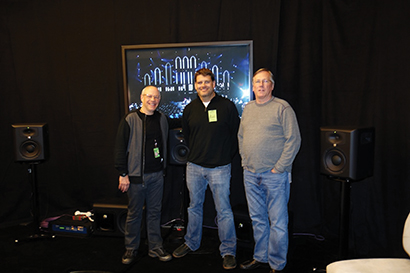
[[93, 200, 128, 237], [50, 216, 93, 237], [233, 204, 254, 248]]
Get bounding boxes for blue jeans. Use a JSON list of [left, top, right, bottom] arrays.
[[125, 171, 164, 251], [243, 169, 290, 271], [184, 162, 237, 257]]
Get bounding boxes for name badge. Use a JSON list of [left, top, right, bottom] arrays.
[[208, 109, 217, 122], [153, 147, 160, 158]]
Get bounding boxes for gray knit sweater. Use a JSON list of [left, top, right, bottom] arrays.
[[238, 96, 301, 174]]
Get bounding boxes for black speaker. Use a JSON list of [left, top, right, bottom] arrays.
[[232, 204, 254, 248], [168, 128, 189, 165], [12, 123, 49, 162], [93, 201, 128, 237], [320, 127, 375, 180]]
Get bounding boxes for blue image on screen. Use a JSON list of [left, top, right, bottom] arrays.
[[123, 42, 252, 118]]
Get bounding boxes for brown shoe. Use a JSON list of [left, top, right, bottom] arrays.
[[122, 249, 137, 264], [240, 259, 269, 270], [223, 255, 237, 270], [172, 243, 192, 258]]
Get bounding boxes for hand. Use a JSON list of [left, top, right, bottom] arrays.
[[271, 168, 278, 174], [118, 175, 130, 192]]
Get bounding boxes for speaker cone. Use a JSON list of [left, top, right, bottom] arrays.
[[171, 144, 189, 164], [324, 149, 346, 173], [168, 128, 189, 165], [20, 140, 41, 159]]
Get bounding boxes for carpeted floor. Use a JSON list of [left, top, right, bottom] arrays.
[[0, 219, 337, 273]]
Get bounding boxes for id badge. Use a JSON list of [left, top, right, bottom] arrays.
[[153, 147, 160, 158], [208, 109, 217, 122]]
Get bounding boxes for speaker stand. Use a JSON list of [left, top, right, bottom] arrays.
[[15, 162, 54, 243], [338, 179, 351, 260], [167, 165, 187, 243], [180, 165, 188, 221], [328, 176, 351, 260]]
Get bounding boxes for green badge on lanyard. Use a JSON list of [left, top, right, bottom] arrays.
[[153, 139, 160, 158], [153, 147, 160, 158]]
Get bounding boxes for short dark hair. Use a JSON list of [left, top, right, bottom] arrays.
[[195, 68, 215, 82]]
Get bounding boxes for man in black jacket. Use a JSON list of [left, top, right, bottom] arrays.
[[114, 86, 171, 265], [172, 68, 240, 270]]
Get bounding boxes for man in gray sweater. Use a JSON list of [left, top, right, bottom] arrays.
[[238, 68, 301, 273]]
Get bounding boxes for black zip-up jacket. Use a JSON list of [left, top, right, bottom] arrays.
[[182, 94, 240, 168]]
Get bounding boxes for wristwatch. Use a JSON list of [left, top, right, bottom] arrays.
[[120, 172, 128, 177]]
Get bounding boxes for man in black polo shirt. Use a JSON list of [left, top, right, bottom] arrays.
[[172, 68, 240, 270]]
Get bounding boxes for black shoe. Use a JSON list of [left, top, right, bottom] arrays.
[[149, 247, 172, 262], [122, 249, 137, 264], [240, 259, 269, 270], [223, 255, 237, 270], [172, 243, 192, 258]]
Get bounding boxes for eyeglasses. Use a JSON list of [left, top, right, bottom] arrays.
[[253, 79, 272, 84], [143, 94, 160, 100]]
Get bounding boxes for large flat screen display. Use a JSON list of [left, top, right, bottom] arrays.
[[121, 41, 253, 118]]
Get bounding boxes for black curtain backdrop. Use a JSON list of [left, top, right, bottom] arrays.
[[1, 0, 410, 259]]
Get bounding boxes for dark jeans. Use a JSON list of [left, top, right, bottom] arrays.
[[125, 170, 164, 251]]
